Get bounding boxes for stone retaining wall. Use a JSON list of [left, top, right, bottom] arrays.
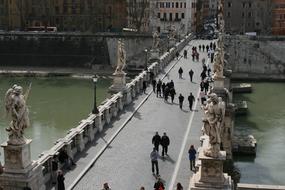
[[238, 183, 285, 190], [35, 34, 194, 187]]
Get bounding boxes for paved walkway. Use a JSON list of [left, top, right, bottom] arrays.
[[51, 39, 214, 190]]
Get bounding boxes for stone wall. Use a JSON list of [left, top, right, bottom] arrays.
[[238, 183, 285, 190], [0, 32, 152, 69], [225, 35, 285, 80]]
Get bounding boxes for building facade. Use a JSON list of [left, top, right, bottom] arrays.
[[272, 0, 285, 35], [224, 0, 272, 35], [0, 0, 127, 32], [209, 0, 217, 18], [149, 0, 193, 35]]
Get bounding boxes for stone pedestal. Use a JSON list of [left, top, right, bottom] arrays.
[[0, 139, 45, 190], [214, 76, 225, 89], [190, 148, 232, 190], [149, 49, 160, 62], [109, 72, 127, 93]]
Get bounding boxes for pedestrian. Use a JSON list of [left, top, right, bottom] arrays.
[[143, 81, 147, 94], [169, 80, 174, 89], [150, 147, 159, 176], [200, 71, 207, 81], [169, 87, 176, 103], [162, 82, 166, 97], [207, 66, 211, 76], [213, 42, 216, 51], [206, 45, 209, 52], [204, 80, 209, 93], [150, 71, 154, 83], [176, 182, 183, 190], [183, 49, 187, 59], [202, 44, 205, 52], [154, 177, 164, 190], [210, 42, 213, 50], [188, 145, 197, 171], [178, 94, 184, 109], [189, 69, 194, 82], [156, 80, 162, 97], [202, 58, 205, 66], [199, 90, 206, 105], [178, 67, 183, 79], [210, 50, 214, 63], [200, 81, 205, 92], [198, 45, 201, 51], [152, 79, 157, 92], [176, 51, 179, 59], [57, 170, 65, 190], [161, 132, 170, 157], [51, 155, 59, 184], [102, 182, 111, 190], [152, 132, 161, 152], [140, 187, 145, 190], [164, 86, 170, 102], [196, 52, 199, 62], [188, 93, 195, 111], [191, 53, 195, 61]]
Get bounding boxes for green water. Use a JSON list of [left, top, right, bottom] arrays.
[[0, 77, 111, 161], [234, 82, 285, 185]]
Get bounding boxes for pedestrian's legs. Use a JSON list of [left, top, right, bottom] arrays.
[[162, 146, 165, 157], [165, 146, 168, 155], [190, 160, 193, 170], [179, 102, 182, 109], [152, 161, 155, 174], [171, 97, 174, 103], [155, 144, 159, 152], [190, 103, 193, 111], [155, 161, 159, 175], [190, 76, 193, 82]]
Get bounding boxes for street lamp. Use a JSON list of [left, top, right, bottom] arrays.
[[92, 75, 99, 114], [144, 49, 148, 70]]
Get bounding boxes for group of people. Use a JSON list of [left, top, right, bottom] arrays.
[[151, 79, 177, 103]]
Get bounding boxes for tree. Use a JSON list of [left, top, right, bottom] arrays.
[[127, 0, 149, 32]]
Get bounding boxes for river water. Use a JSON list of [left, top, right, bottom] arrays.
[[234, 82, 285, 185], [0, 77, 111, 162]]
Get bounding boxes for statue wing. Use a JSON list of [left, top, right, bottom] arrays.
[[4, 88, 14, 115]]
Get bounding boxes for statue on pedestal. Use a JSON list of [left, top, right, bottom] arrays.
[[152, 31, 160, 50], [213, 52, 223, 79], [202, 93, 224, 157], [5, 84, 31, 145], [114, 39, 126, 75]]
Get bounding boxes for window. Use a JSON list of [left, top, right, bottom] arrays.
[[242, 2, 246, 8], [160, 2, 164, 8], [172, 2, 174, 8], [227, 12, 231, 17], [180, 2, 183, 8], [249, 3, 251, 8], [248, 12, 251, 18], [175, 12, 179, 20], [181, 12, 184, 19], [169, 13, 173, 21], [157, 12, 160, 18], [166, 2, 170, 8], [228, 2, 231, 7], [184, 2, 186, 8], [176, 2, 179, 8], [163, 12, 167, 20], [242, 12, 245, 17]]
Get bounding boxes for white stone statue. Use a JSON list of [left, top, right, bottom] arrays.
[[114, 39, 126, 74], [213, 52, 223, 79], [5, 84, 31, 145], [202, 93, 222, 157], [152, 31, 160, 49]]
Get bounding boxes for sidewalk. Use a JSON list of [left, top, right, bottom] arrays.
[[50, 39, 214, 190]]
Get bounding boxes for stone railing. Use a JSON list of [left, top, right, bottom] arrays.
[[237, 183, 285, 190], [36, 34, 194, 186]]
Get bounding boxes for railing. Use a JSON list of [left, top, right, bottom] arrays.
[[36, 33, 194, 186]]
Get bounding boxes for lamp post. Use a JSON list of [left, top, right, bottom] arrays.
[[92, 75, 99, 114], [144, 49, 148, 70]]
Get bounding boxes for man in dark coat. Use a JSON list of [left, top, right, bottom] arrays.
[[152, 79, 157, 92], [188, 93, 195, 111], [152, 132, 161, 152], [156, 79, 162, 97], [161, 132, 170, 157], [178, 67, 183, 79], [178, 94, 184, 109], [189, 69, 194, 82], [162, 83, 166, 97], [169, 88, 176, 103], [57, 170, 65, 190]]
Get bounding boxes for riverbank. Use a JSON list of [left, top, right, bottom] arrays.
[[231, 73, 285, 82], [0, 65, 114, 78]]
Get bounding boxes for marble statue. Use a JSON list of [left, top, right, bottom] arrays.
[[202, 93, 223, 157], [5, 84, 31, 145], [114, 39, 126, 74], [152, 31, 160, 49], [213, 53, 223, 79]]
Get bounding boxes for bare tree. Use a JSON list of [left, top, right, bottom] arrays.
[[127, 0, 149, 32]]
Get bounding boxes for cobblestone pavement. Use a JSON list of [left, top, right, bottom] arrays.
[[59, 39, 214, 190]]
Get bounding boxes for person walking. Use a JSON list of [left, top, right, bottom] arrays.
[[202, 44, 205, 52], [143, 81, 147, 94], [178, 94, 184, 109], [154, 177, 164, 190], [176, 182, 183, 190], [57, 170, 65, 190], [178, 67, 183, 79], [161, 132, 170, 157], [51, 155, 59, 184], [156, 80, 162, 97], [176, 51, 179, 59], [189, 69, 194, 82], [150, 148, 160, 176], [188, 145, 197, 171], [152, 79, 157, 92], [169, 88, 176, 103], [102, 182, 111, 190], [152, 132, 161, 152], [162, 82, 166, 97], [183, 49, 187, 59], [188, 93, 195, 111]]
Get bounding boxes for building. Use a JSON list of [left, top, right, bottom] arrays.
[[272, 0, 285, 35], [0, 0, 127, 32], [149, 0, 193, 35], [127, 0, 150, 32], [224, 0, 272, 35], [209, 0, 218, 18]]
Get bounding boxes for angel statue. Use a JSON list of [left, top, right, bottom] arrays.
[[114, 39, 126, 74], [201, 93, 223, 158], [152, 31, 160, 49], [5, 83, 31, 145]]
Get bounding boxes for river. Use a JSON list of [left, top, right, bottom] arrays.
[[234, 82, 285, 185], [0, 76, 111, 162]]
